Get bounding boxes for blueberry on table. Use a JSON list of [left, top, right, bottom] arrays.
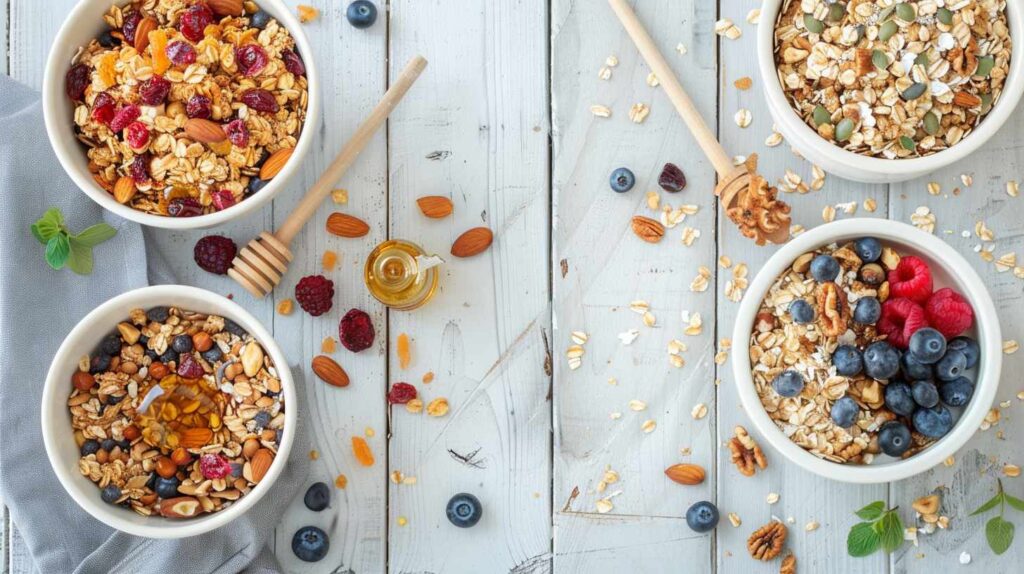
[[830, 395, 859, 428], [832, 345, 863, 377], [854, 237, 882, 263], [346, 0, 378, 29], [911, 380, 939, 408], [154, 476, 181, 499], [863, 341, 900, 380], [913, 404, 954, 438], [771, 370, 805, 398], [446, 493, 483, 528], [80, 439, 100, 456], [878, 421, 912, 457], [884, 381, 916, 417], [292, 526, 330, 562], [101, 485, 121, 504], [304, 482, 331, 512], [853, 297, 881, 324], [810, 254, 840, 282], [947, 336, 980, 369], [685, 501, 719, 533], [788, 299, 815, 323], [609, 167, 635, 193], [935, 349, 967, 381], [939, 377, 974, 407], [908, 327, 946, 364], [900, 352, 933, 381]]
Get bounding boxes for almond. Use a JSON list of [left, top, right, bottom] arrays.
[[631, 215, 665, 243], [326, 213, 370, 238], [259, 148, 294, 180], [179, 427, 214, 448], [134, 17, 158, 53], [312, 355, 350, 387], [208, 0, 244, 16], [250, 448, 274, 483], [113, 176, 136, 204], [159, 496, 201, 518], [664, 463, 706, 485], [451, 227, 493, 257], [184, 118, 228, 144], [416, 196, 453, 218], [952, 91, 982, 108]]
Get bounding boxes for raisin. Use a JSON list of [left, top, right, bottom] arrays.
[[109, 105, 141, 132], [387, 382, 417, 404], [236, 44, 269, 77], [165, 41, 197, 68], [658, 163, 687, 193], [65, 64, 91, 101], [91, 92, 117, 125], [211, 189, 236, 211], [241, 89, 280, 113], [125, 121, 151, 150], [139, 75, 171, 105], [121, 11, 143, 45], [351, 436, 374, 466], [168, 197, 203, 217], [179, 4, 214, 42], [282, 49, 306, 77], [186, 94, 213, 119], [224, 118, 250, 147], [129, 153, 151, 182]]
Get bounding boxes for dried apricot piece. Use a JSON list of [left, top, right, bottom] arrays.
[[397, 333, 411, 370], [98, 52, 118, 87], [150, 29, 170, 75], [334, 473, 348, 489], [351, 436, 374, 466], [322, 250, 338, 271], [321, 336, 336, 354]]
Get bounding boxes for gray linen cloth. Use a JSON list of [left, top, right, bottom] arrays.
[[0, 76, 309, 573]]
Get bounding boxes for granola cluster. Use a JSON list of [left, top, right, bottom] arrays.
[[68, 306, 284, 519], [66, 0, 308, 216], [773, 0, 1011, 159]]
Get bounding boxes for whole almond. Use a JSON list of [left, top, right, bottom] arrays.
[[664, 463, 706, 485], [326, 213, 370, 238], [113, 176, 136, 204], [631, 215, 665, 243], [159, 496, 201, 518], [312, 355, 350, 387], [250, 448, 274, 483], [259, 148, 294, 180], [184, 118, 228, 144], [416, 196, 453, 218], [953, 91, 982, 108], [451, 227, 493, 257], [208, 0, 244, 16], [134, 17, 158, 53]]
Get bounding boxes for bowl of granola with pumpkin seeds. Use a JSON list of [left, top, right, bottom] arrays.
[[757, 0, 1024, 183], [42, 0, 319, 229]]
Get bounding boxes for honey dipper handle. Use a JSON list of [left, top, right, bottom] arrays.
[[275, 56, 428, 245], [608, 0, 734, 178]]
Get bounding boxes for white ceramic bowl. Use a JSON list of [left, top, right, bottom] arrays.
[[732, 219, 1001, 483], [757, 0, 1024, 183], [42, 0, 320, 229], [41, 285, 296, 538]]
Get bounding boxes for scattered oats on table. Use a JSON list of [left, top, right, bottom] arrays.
[[629, 103, 650, 123]]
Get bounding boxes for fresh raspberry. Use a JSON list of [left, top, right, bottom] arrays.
[[878, 298, 929, 349], [109, 104, 141, 133], [339, 309, 375, 352], [888, 256, 933, 303], [210, 189, 236, 211], [168, 197, 202, 217], [91, 92, 117, 124], [387, 382, 417, 404], [179, 3, 214, 42], [165, 41, 197, 68], [241, 89, 280, 113], [125, 121, 151, 150], [224, 119, 249, 147], [282, 49, 306, 76], [139, 75, 171, 105], [235, 44, 269, 77], [186, 94, 213, 119], [193, 235, 237, 274], [924, 288, 974, 339], [295, 275, 335, 316], [129, 153, 151, 182], [65, 64, 91, 101], [199, 453, 232, 479], [177, 352, 205, 378]]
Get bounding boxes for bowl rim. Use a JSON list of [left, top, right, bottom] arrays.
[[41, 0, 320, 230], [756, 0, 1024, 176], [41, 285, 297, 538], [730, 219, 1002, 483]]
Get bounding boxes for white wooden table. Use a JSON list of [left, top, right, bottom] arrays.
[[3, 1, 1024, 572]]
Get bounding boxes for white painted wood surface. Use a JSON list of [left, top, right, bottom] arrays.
[[5, 0, 1024, 573]]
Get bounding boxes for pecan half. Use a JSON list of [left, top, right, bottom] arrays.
[[748, 521, 788, 561], [631, 216, 665, 243], [729, 425, 767, 477], [815, 282, 848, 337], [780, 552, 796, 574]]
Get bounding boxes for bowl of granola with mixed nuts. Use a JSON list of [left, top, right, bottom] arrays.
[[758, 0, 1023, 183], [41, 285, 295, 538], [42, 0, 319, 228], [732, 219, 1001, 483]]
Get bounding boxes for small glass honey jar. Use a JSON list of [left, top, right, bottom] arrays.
[[364, 239, 441, 310]]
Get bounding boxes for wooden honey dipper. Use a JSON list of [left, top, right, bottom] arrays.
[[608, 0, 791, 245], [229, 56, 428, 298]]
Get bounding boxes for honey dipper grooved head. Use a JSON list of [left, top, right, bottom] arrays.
[[228, 232, 294, 298]]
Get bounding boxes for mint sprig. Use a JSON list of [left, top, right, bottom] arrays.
[[970, 479, 1024, 555], [847, 501, 905, 557], [31, 208, 116, 274]]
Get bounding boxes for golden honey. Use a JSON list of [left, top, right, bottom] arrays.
[[364, 240, 440, 310], [135, 374, 226, 452]]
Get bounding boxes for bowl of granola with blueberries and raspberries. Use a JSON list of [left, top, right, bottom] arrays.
[[41, 285, 296, 538], [42, 0, 319, 229], [732, 219, 1001, 483], [758, 0, 1024, 183]]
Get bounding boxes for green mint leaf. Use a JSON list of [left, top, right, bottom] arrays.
[[855, 501, 886, 521], [71, 223, 117, 248], [877, 510, 905, 553], [986, 516, 1014, 555], [31, 207, 66, 244], [848, 522, 881, 557], [1005, 494, 1024, 513], [45, 234, 71, 270], [66, 241, 94, 275], [971, 492, 1005, 516]]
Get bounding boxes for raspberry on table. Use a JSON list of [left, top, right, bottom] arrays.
[[295, 275, 335, 316], [924, 287, 974, 339], [877, 297, 929, 349], [387, 382, 417, 404], [340, 309, 375, 352], [888, 255, 933, 303], [193, 235, 238, 275]]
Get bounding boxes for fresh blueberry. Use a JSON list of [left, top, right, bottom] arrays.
[[853, 297, 881, 324], [913, 405, 954, 438], [908, 328, 946, 364], [854, 237, 882, 263], [101, 438, 117, 452], [250, 9, 272, 29], [80, 439, 101, 456], [935, 349, 967, 381], [609, 167, 636, 193], [171, 334, 193, 353], [771, 370, 805, 398], [900, 353, 933, 381], [685, 501, 719, 533], [146, 472, 158, 490], [788, 299, 815, 323], [830, 395, 859, 427], [810, 254, 840, 282], [346, 0, 378, 29], [303, 482, 331, 512], [98, 30, 117, 48], [100, 334, 122, 356], [911, 380, 940, 408], [224, 318, 248, 337], [948, 337, 980, 369], [230, 462, 244, 478], [159, 348, 178, 364], [446, 493, 483, 528], [118, 439, 131, 451], [878, 421, 912, 457], [154, 476, 181, 499], [292, 526, 330, 562], [247, 176, 269, 195], [939, 377, 974, 407], [884, 381, 916, 417], [106, 394, 125, 405], [202, 345, 224, 363], [145, 348, 159, 361], [253, 411, 271, 429], [89, 353, 111, 374], [832, 345, 863, 376], [101, 485, 122, 504], [146, 306, 170, 322], [863, 341, 900, 380]]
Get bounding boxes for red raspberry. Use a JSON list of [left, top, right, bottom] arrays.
[[235, 44, 269, 77], [339, 309, 375, 352], [224, 119, 250, 147], [186, 94, 213, 119], [139, 75, 171, 105], [125, 121, 151, 150], [168, 197, 203, 217], [193, 235, 237, 274], [924, 288, 974, 339], [121, 11, 143, 45], [387, 382, 417, 404], [282, 49, 306, 76], [91, 92, 117, 124], [109, 104, 141, 133], [241, 89, 280, 113], [878, 298, 929, 349], [199, 453, 232, 479], [888, 256, 933, 303], [165, 41, 197, 68], [129, 153, 151, 182], [65, 64, 90, 101], [177, 352, 205, 378], [295, 275, 335, 316], [211, 189, 236, 211], [179, 3, 214, 42]]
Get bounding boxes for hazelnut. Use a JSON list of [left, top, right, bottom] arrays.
[[170, 447, 191, 466], [192, 331, 214, 353], [96, 449, 109, 464], [149, 362, 169, 379], [755, 312, 776, 333], [242, 438, 260, 459], [155, 456, 177, 479], [71, 371, 95, 392], [123, 425, 140, 441], [860, 263, 885, 285]]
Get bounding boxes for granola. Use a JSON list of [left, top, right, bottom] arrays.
[[773, 0, 1011, 159]]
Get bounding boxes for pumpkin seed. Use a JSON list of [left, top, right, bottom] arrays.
[[872, 49, 889, 70], [835, 118, 854, 142], [879, 20, 898, 42], [975, 56, 995, 77], [895, 2, 916, 22], [827, 2, 847, 22], [803, 14, 825, 34], [980, 92, 994, 114], [812, 105, 832, 126], [937, 7, 953, 26], [923, 111, 940, 135], [901, 82, 927, 100], [878, 6, 895, 22], [899, 136, 916, 151], [915, 52, 929, 67]]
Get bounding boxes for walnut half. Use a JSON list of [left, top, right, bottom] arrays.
[[729, 425, 768, 476], [748, 521, 788, 561], [815, 282, 848, 337]]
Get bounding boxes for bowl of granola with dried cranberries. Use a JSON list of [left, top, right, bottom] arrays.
[[41, 285, 296, 538], [732, 219, 1001, 483], [42, 0, 319, 228]]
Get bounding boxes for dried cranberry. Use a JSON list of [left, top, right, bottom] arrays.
[[109, 104, 141, 132], [65, 64, 90, 101], [167, 197, 203, 217], [211, 189, 236, 211], [199, 453, 232, 479], [387, 382, 417, 405], [129, 154, 151, 182], [121, 11, 143, 45], [179, 3, 214, 42], [165, 41, 197, 68], [125, 121, 151, 150], [224, 119, 249, 147], [339, 309, 375, 352], [139, 75, 171, 105], [281, 49, 306, 77], [658, 163, 687, 193], [186, 94, 213, 119], [241, 89, 279, 113], [236, 44, 269, 77], [91, 92, 117, 125], [177, 352, 205, 378]]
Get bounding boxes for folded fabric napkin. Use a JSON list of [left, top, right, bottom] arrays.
[[0, 76, 309, 574]]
